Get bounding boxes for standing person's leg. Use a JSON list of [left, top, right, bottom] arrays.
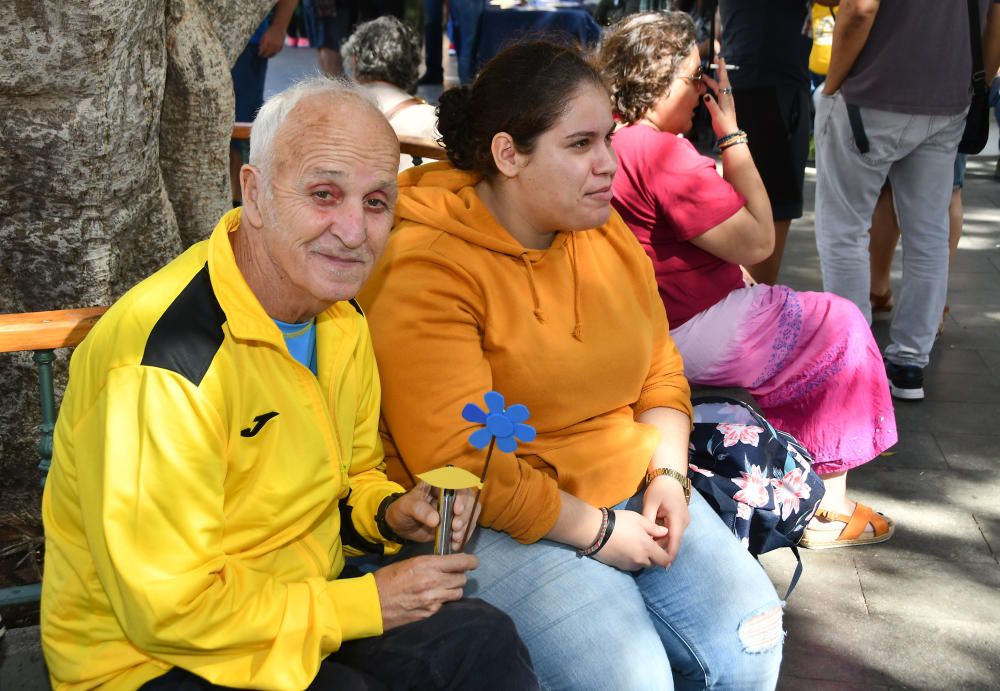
[[868, 185, 900, 314], [736, 85, 809, 285], [450, 0, 483, 85], [814, 92, 896, 321], [462, 528, 674, 690], [883, 111, 967, 376], [230, 41, 268, 205], [421, 0, 445, 84], [627, 491, 783, 690], [330, 599, 538, 691]]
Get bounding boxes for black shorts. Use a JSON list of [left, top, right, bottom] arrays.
[[732, 85, 811, 221]]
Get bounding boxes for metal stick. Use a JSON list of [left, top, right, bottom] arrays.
[[434, 487, 457, 555]]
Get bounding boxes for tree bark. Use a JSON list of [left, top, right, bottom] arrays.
[[0, 0, 271, 497]]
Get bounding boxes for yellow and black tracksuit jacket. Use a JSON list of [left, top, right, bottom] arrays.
[[41, 209, 403, 690]]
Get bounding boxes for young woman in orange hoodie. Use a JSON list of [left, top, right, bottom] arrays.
[[359, 42, 783, 690]]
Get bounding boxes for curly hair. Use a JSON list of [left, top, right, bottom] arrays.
[[596, 12, 697, 124], [436, 40, 606, 177], [342, 16, 422, 94]]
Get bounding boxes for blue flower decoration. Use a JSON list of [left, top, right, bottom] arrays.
[[462, 391, 536, 453]]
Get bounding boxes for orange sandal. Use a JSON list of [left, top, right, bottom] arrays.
[[799, 502, 895, 550]]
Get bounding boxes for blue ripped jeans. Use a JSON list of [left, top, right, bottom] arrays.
[[463, 490, 784, 690]]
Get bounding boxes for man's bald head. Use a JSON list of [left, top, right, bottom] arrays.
[[248, 77, 398, 186]]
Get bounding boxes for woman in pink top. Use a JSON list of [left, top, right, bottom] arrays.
[[599, 12, 896, 549]]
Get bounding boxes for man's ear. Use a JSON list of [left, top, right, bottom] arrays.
[[240, 164, 266, 228], [490, 132, 520, 179]]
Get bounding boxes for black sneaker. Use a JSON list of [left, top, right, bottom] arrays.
[[885, 361, 924, 401]]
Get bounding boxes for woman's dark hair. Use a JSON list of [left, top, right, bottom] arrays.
[[341, 16, 422, 93], [597, 12, 697, 124], [436, 40, 607, 176]]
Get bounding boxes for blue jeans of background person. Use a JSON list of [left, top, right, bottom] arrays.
[[450, 0, 483, 84], [462, 490, 784, 690]]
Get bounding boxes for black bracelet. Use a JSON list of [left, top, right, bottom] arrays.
[[591, 509, 616, 556], [374, 492, 407, 544]]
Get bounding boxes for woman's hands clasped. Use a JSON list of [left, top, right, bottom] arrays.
[[701, 57, 739, 139], [640, 474, 691, 563], [590, 475, 691, 572], [592, 510, 671, 571]]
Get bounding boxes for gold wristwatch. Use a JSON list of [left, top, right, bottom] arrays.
[[645, 467, 691, 505]]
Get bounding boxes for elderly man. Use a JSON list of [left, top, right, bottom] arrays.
[[40, 79, 537, 690]]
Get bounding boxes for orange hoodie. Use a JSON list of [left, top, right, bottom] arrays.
[[359, 162, 692, 544]]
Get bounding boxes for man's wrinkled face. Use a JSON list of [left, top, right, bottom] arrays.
[[256, 94, 400, 311]]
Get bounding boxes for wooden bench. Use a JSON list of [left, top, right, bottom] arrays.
[[0, 308, 108, 610], [233, 122, 447, 166]]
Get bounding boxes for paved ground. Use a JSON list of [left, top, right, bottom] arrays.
[[262, 46, 1000, 689], [764, 153, 1000, 690]]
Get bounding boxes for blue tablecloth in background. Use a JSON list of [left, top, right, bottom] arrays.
[[475, 3, 601, 73]]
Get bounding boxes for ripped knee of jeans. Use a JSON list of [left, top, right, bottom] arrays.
[[738, 605, 784, 654]]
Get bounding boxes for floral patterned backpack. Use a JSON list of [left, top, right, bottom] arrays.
[[688, 397, 825, 595]]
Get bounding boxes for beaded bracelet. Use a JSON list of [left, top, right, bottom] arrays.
[[579, 507, 616, 557], [719, 135, 749, 151], [717, 129, 747, 147]]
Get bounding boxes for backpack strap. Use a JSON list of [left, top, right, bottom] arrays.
[[384, 96, 426, 122], [784, 546, 804, 599], [968, 0, 987, 91]]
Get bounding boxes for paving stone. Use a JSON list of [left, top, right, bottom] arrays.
[[853, 463, 1000, 516], [874, 429, 947, 470], [760, 550, 866, 615], [972, 513, 1000, 563], [979, 348, 1000, 372], [883, 400, 1000, 438], [918, 370, 1000, 404], [855, 556, 1000, 624], [948, 305, 1000, 329], [949, 249, 1000, 274], [934, 432, 1000, 471], [936, 326, 1000, 350], [923, 347, 990, 374], [781, 610, 1000, 689], [778, 676, 893, 691]]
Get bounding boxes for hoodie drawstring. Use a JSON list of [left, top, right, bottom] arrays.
[[569, 234, 583, 342], [519, 237, 584, 341], [520, 254, 546, 324]]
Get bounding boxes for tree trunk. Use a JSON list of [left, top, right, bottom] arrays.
[[0, 0, 271, 498]]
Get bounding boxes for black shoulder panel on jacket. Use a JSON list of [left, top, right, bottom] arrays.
[[141, 263, 227, 386]]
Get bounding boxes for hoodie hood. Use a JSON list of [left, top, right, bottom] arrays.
[[395, 161, 576, 257], [395, 161, 583, 337]]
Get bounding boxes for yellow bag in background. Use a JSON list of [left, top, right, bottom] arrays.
[[809, 5, 838, 75]]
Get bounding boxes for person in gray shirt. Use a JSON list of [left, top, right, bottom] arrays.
[[814, 0, 1000, 401]]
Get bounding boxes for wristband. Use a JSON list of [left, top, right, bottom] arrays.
[[719, 136, 749, 151], [717, 129, 747, 146], [592, 509, 616, 555], [374, 492, 408, 544], [578, 507, 616, 557]]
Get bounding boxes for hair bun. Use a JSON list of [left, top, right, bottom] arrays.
[[436, 86, 478, 170]]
